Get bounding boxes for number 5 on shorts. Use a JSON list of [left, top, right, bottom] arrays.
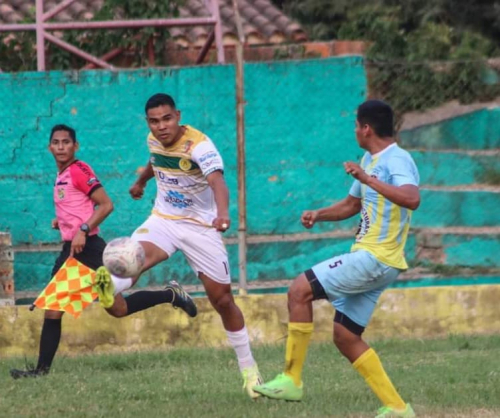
[[329, 259, 342, 269]]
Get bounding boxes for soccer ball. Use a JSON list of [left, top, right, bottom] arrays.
[[103, 237, 145, 278]]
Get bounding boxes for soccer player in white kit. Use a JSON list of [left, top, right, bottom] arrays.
[[96, 93, 263, 398]]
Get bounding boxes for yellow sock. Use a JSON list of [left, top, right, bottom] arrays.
[[284, 322, 314, 386], [353, 348, 406, 410]]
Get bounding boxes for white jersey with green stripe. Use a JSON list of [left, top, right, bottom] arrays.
[[349, 143, 420, 270], [147, 125, 224, 226]]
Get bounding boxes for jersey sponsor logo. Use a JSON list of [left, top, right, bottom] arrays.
[[179, 158, 192, 171], [199, 152, 218, 163], [201, 160, 216, 170], [157, 171, 179, 185], [135, 228, 149, 234], [150, 156, 156, 164], [164, 191, 194, 208], [87, 177, 98, 186], [368, 166, 382, 179], [355, 207, 370, 241], [57, 187, 65, 200]]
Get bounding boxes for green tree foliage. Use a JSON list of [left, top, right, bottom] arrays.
[[273, 0, 367, 40], [274, 0, 500, 113], [0, 31, 37, 72], [274, 0, 500, 47], [337, 5, 407, 59]]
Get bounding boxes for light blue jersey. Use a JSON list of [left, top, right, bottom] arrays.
[[349, 143, 419, 269], [309, 143, 420, 327]]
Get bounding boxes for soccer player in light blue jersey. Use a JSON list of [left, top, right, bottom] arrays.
[[254, 100, 420, 418]]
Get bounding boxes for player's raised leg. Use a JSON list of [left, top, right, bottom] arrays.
[[95, 240, 197, 318], [200, 273, 263, 398]]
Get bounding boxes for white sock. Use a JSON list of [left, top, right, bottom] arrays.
[[110, 274, 133, 296], [226, 326, 256, 371]]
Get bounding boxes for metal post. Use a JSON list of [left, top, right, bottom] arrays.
[[36, 0, 45, 71], [44, 17, 217, 30], [43, 0, 78, 21], [196, 30, 215, 64], [147, 37, 155, 66], [210, 0, 225, 64], [44, 31, 115, 70], [0, 23, 36, 31], [82, 47, 124, 69], [232, 0, 247, 295], [0, 6, 221, 70]]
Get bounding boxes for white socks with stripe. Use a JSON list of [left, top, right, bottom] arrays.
[[226, 326, 256, 371]]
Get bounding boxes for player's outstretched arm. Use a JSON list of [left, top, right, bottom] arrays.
[[206, 170, 230, 232], [70, 188, 114, 257], [344, 161, 420, 210], [129, 162, 154, 200], [302, 195, 361, 228], [366, 180, 420, 210]]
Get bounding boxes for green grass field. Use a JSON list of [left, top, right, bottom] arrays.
[[1, 335, 499, 418]]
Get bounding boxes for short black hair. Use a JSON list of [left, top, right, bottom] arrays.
[[145, 93, 176, 114], [357, 100, 394, 138], [50, 124, 76, 143]]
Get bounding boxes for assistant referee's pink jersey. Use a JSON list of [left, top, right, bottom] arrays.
[[53, 160, 102, 241]]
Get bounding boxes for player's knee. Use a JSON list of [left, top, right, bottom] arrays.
[[213, 292, 234, 312], [333, 325, 360, 352], [287, 274, 311, 305], [287, 287, 305, 306], [105, 306, 127, 318], [333, 330, 351, 353], [44, 310, 64, 320]]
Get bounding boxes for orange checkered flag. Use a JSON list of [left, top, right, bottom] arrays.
[[34, 257, 98, 318]]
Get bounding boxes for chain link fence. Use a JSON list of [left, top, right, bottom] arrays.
[[238, 59, 500, 292], [3, 58, 500, 299]]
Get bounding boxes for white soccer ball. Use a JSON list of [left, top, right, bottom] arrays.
[[103, 237, 145, 278]]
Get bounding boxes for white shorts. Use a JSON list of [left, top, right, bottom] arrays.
[[131, 214, 230, 284]]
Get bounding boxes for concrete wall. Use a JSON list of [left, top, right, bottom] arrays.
[[0, 57, 368, 292], [1, 57, 499, 296], [400, 108, 500, 150], [1, 284, 499, 356]]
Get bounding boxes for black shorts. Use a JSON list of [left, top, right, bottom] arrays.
[[50, 235, 107, 277]]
